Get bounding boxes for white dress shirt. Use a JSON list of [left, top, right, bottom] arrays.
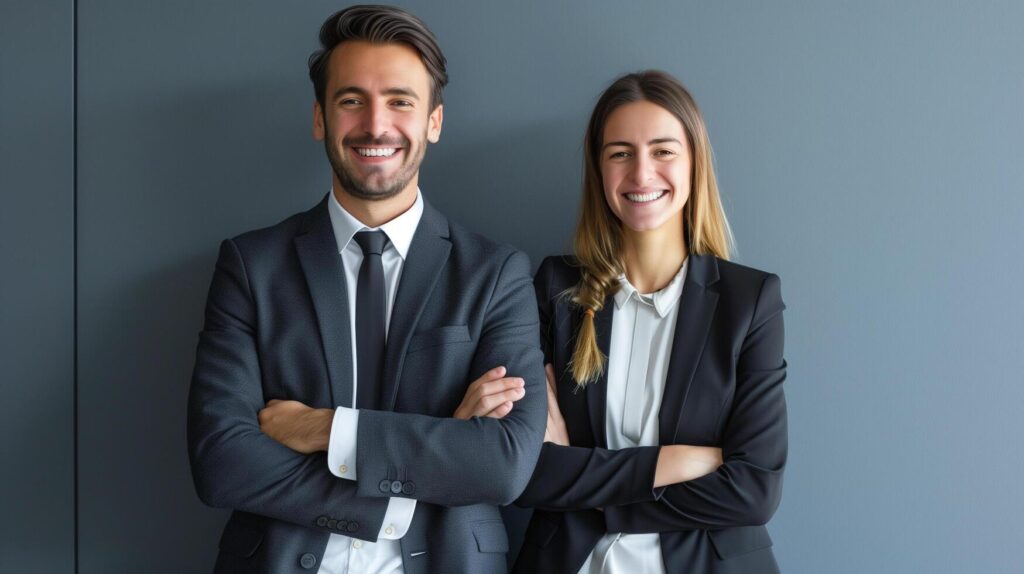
[[578, 259, 688, 574], [318, 190, 423, 574]]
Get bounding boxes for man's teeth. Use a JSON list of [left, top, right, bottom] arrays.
[[625, 190, 667, 203], [356, 148, 398, 157]]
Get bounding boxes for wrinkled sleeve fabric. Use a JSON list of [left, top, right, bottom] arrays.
[[187, 239, 389, 541]]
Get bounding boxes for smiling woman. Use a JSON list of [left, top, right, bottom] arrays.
[[512, 71, 788, 574]]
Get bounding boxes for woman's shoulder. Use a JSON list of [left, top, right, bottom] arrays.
[[704, 255, 784, 310], [711, 256, 779, 285]]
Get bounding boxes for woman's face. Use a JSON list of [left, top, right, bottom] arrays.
[[600, 100, 691, 234]]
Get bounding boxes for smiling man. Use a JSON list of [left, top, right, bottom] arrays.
[[186, 6, 546, 574]]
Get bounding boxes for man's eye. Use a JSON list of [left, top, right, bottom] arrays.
[[340, 98, 362, 106], [392, 100, 413, 108]]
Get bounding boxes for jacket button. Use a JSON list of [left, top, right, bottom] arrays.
[[379, 479, 391, 493], [299, 553, 317, 569], [347, 521, 359, 532], [338, 520, 348, 530], [316, 516, 328, 527], [327, 519, 337, 529], [390, 480, 403, 494], [402, 481, 415, 495]]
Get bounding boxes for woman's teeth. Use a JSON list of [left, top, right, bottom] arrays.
[[356, 148, 398, 157], [625, 190, 667, 203]]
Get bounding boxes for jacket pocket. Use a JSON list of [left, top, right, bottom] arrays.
[[407, 325, 471, 353], [471, 519, 509, 554], [707, 525, 773, 560], [218, 512, 264, 558]]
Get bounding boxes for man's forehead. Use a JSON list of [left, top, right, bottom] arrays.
[[326, 41, 430, 88]]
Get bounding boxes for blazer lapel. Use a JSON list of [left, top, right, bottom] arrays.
[[659, 254, 720, 444], [585, 297, 614, 448], [294, 197, 354, 408], [380, 201, 451, 410]]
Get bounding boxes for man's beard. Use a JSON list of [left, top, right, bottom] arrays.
[[324, 128, 425, 201]]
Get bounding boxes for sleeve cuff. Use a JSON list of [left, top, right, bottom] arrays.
[[327, 406, 359, 480], [377, 498, 416, 539]]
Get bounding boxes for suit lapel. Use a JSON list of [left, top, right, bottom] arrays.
[[294, 197, 354, 408], [585, 298, 614, 448], [658, 254, 720, 443], [380, 202, 451, 410]]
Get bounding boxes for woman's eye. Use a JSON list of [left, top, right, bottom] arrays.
[[609, 151, 630, 159], [654, 149, 676, 157]]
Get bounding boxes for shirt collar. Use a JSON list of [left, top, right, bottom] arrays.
[[613, 258, 689, 318], [327, 188, 424, 260]]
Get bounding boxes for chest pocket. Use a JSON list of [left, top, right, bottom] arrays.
[[406, 325, 472, 353]]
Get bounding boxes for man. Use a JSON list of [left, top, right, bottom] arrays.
[[187, 6, 546, 573]]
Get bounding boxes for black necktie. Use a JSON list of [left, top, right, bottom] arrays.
[[354, 230, 388, 410]]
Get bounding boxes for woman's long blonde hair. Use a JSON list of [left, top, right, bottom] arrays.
[[570, 70, 734, 386]]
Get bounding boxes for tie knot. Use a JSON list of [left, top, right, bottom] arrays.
[[354, 230, 388, 256]]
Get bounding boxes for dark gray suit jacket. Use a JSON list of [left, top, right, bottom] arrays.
[[513, 255, 787, 574], [187, 196, 547, 574]]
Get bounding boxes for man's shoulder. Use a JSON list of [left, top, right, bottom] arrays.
[[444, 218, 526, 270]]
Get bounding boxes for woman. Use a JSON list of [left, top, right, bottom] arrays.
[[512, 71, 788, 573]]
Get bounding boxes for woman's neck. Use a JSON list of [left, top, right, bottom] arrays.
[[621, 222, 688, 294]]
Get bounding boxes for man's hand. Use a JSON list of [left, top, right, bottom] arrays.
[[453, 366, 526, 420], [543, 364, 569, 446], [258, 399, 334, 454]]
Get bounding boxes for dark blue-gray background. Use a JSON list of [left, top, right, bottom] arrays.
[[3, 1, 1022, 572]]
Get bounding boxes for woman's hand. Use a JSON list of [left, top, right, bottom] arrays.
[[453, 366, 526, 420], [653, 445, 724, 487], [543, 364, 570, 446]]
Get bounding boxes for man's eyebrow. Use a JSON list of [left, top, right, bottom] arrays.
[[602, 137, 683, 150], [332, 86, 420, 101]]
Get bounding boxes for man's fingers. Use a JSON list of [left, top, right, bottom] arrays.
[[478, 387, 526, 413], [484, 401, 514, 419], [477, 377, 524, 398]]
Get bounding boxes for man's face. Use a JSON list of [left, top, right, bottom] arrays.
[[314, 41, 443, 202]]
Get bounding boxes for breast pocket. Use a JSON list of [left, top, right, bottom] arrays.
[[406, 325, 472, 353]]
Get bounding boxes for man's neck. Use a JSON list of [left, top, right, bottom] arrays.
[[332, 180, 418, 228]]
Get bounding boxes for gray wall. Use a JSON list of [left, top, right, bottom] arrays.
[[3, 1, 1023, 572]]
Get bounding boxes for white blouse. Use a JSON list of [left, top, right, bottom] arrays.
[[578, 259, 688, 574]]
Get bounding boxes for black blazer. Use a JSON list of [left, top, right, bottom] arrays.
[[513, 254, 787, 574], [187, 197, 547, 574]]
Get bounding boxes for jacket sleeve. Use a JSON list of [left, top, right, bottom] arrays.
[[603, 273, 788, 532], [515, 443, 663, 510], [352, 250, 547, 506], [187, 239, 389, 541]]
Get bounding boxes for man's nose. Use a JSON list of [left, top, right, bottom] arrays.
[[361, 103, 390, 138]]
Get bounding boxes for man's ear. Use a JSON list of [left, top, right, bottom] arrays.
[[313, 101, 325, 141], [427, 104, 443, 143]]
